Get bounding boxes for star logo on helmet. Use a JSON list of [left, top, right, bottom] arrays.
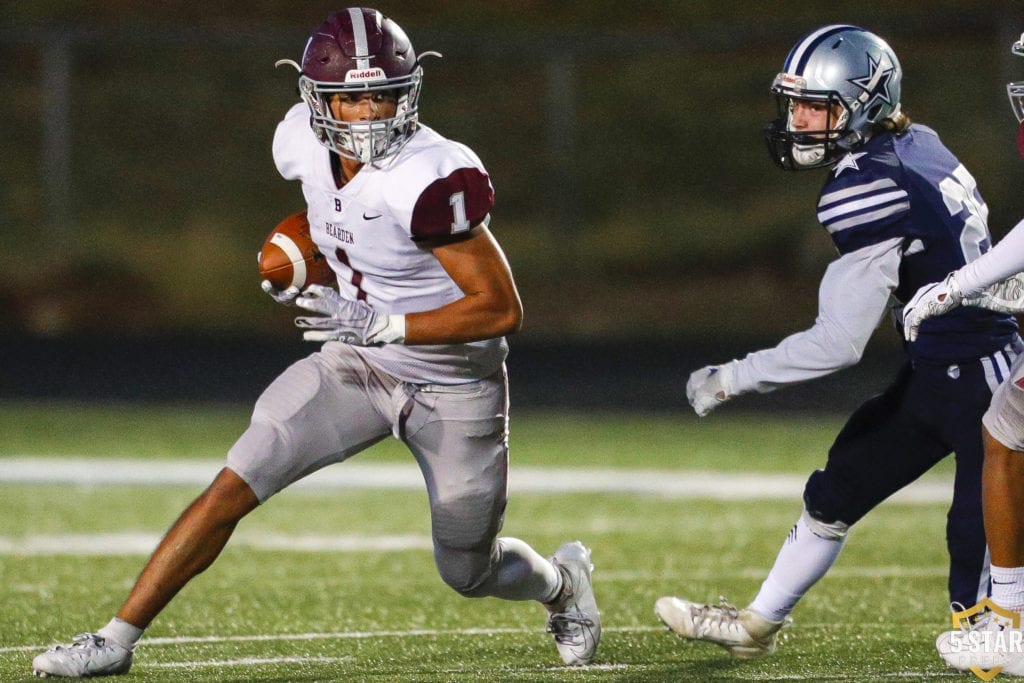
[[847, 54, 896, 109]]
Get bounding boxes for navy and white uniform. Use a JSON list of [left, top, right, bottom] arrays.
[[730, 124, 1020, 606]]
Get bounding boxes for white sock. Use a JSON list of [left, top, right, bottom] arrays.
[[747, 514, 847, 623], [97, 617, 144, 648], [991, 565, 1024, 614]]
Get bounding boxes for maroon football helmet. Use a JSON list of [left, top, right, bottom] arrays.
[[277, 8, 436, 163]]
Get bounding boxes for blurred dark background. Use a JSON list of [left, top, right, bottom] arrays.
[[2, 1, 1022, 410]]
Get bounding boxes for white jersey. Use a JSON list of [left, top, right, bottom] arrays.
[[273, 102, 507, 384]]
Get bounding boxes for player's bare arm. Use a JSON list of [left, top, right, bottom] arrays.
[[405, 224, 523, 345]]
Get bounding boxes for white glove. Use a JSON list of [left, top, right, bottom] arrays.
[[964, 273, 1024, 315], [294, 284, 405, 345], [901, 272, 964, 342], [686, 362, 735, 417], [261, 279, 301, 306]]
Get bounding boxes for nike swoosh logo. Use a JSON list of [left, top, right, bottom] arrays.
[[363, 213, 382, 220]]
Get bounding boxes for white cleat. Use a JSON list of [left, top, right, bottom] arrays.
[[32, 633, 134, 678], [655, 595, 789, 659], [545, 540, 601, 665], [936, 613, 1024, 676]]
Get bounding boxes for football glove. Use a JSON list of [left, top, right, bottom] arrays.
[[901, 272, 964, 342], [686, 362, 735, 417], [294, 284, 405, 345], [261, 279, 301, 306], [964, 273, 1024, 315]]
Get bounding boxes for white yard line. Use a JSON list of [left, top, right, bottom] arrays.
[[146, 655, 354, 669], [0, 456, 954, 503], [0, 532, 435, 556], [3, 627, 644, 654], [0, 624, 944, 655]]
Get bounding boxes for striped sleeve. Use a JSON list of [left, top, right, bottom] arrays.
[[817, 177, 910, 253]]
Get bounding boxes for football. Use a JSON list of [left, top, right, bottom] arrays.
[[258, 211, 334, 291]]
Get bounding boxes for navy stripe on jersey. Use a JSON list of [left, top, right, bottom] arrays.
[[784, 24, 858, 74], [817, 178, 910, 234]]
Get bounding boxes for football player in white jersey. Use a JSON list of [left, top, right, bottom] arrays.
[[903, 32, 1024, 675], [32, 8, 599, 678]]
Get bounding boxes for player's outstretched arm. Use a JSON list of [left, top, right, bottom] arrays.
[[965, 273, 1024, 315]]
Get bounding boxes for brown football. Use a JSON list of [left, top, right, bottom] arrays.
[[258, 211, 334, 291]]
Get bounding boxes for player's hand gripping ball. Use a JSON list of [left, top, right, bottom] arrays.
[[258, 211, 334, 292]]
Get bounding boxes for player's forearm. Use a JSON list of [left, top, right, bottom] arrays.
[[730, 325, 865, 395], [403, 294, 523, 345], [731, 239, 897, 395]]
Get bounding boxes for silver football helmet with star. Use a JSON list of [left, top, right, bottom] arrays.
[[764, 25, 903, 170]]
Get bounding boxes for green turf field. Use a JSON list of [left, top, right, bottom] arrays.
[[0, 402, 968, 681]]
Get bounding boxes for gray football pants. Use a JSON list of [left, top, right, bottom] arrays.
[[226, 342, 559, 601]]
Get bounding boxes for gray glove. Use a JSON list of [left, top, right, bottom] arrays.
[[294, 284, 405, 345]]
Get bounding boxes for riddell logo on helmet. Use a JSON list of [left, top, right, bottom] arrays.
[[345, 68, 386, 82], [778, 73, 807, 91]]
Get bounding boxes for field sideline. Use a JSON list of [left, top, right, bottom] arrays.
[[0, 403, 970, 681]]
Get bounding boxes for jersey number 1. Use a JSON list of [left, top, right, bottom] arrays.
[[449, 191, 472, 234]]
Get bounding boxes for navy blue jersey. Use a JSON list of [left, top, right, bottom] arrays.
[[816, 124, 1017, 363]]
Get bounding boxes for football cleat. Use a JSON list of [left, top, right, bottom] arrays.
[[655, 595, 789, 659], [936, 610, 1024, 675], [32, 633, 134, 678], [545, 541, 601, 665]]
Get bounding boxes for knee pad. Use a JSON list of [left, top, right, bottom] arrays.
[[802, 468, 856, 529], [428, 489, 503, 597], [430, 491, 502, 554], [434, 544, 496, 598]]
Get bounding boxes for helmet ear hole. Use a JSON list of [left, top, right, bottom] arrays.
[[866, 103, 883, 120]]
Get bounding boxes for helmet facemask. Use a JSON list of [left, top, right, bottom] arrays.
[[298, 68, 423, 164], [765, 85, 851, 171], [763, 25, 903, 172]]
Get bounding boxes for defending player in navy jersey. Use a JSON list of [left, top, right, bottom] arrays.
[[32, 9, 599, 678], [655, 25, 1021, 659]]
